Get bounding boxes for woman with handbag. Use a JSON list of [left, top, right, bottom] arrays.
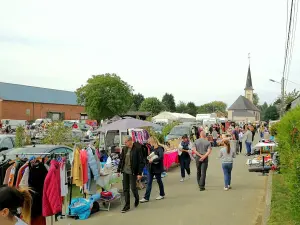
[[140, 137, 165, 203]]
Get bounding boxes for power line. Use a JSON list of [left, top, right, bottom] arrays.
[[282, 0, 295, 84], [285, 0, 299, 90]]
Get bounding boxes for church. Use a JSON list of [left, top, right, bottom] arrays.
[[227, 65, 260, 123]]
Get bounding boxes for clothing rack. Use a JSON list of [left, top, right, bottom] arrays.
[[15, 152, 68, 225]]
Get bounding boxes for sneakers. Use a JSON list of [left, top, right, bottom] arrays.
[[155, 196, 164, 200], [199, 187, 205, 191], [224, 187, 229, 191], [121, 206, 130, 213], [139, 198, 149, 203], [134, 200, 139, 208], [180, 178, 184, 182], [228, 185, 232, 189]]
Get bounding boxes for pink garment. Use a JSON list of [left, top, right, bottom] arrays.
[[42, 160, 62, 217], [80, 150, 88, 184], [163, 151, 179, 170], [131, 131, 136, 142]]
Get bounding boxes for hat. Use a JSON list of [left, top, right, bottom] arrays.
[[182, 134, 188, 139]]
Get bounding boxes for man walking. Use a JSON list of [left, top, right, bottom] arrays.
[[118, 136, 144, 213], [192, 131, 212, 191], [178, 134, 192, 182]]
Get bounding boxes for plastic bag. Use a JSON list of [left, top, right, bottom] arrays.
[[68, 198, 92, 220]]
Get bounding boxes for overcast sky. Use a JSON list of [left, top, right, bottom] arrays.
[[0, 0, 299, 107]]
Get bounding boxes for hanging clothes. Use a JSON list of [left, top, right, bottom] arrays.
[[16, 163, 28, 188], [87, 147, 99, 181], [19, 167, 29, 188], [28, 161, 48, 221], [80, 150, 88, 185], [42, 160, 62, 217], [3, 163, 13, 185], [72, 149, 83, 187], [59, 160, 68, 197]]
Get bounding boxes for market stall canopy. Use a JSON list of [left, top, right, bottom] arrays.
[[152, 111, 196, 123], [97, 118, 156, 132]]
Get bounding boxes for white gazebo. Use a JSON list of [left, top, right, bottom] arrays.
[[152, 111, 196, 123]]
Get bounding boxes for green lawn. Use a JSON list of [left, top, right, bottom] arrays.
[[268, 174, 299, 225]]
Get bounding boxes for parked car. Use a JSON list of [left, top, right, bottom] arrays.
[[0, 145, 73, 179], [0, 134, 16, 152], [165, 125, 192, 141], [1, 119, 27, 131]]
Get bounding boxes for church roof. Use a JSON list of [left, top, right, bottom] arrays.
[[245, 65, 253, 90], [228, 95, 260, 111]]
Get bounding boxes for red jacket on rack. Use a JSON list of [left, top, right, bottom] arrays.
[[42, 160, 62, 217]]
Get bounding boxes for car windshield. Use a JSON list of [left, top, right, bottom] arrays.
[[169, 126, 190, 135]]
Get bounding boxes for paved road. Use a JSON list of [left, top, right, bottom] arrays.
[[56, 145, 266, 225]]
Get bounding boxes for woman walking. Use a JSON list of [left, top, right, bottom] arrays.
[[238, 128, 243, 154], [219, 140, 236, 191], [140, 137, 165, 203]]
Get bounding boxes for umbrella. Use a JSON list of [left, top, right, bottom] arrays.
[[97, 118, 156, 132]]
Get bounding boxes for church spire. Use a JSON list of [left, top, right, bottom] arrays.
[[245, 53, 253, 90]]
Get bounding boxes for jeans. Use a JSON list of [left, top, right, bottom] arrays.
[[144, 173, 165, 200], [239, 141, 242, 153], [180, 157, 191, 178], [196, 159, 208, 188], [245, 141, 252, 155], [213, 139, 217, 147], [222, 163, 233, 188], [123, 173, 139, 207]]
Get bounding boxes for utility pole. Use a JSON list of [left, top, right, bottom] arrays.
[[281, 76, 285, 118]]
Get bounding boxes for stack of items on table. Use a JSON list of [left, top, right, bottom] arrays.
[[0, 154, 68, 225], [247, 152, 280, 173]]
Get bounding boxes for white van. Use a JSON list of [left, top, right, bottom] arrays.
[[1, 119, 27, 130]]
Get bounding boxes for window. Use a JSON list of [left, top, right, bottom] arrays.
[[1, 138, 14, 149], [50, 147, 69, 154]]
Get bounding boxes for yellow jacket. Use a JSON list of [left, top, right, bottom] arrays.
[[72, 149, 83, 187]]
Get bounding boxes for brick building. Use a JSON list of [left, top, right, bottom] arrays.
[[0, 82, 85, 121]]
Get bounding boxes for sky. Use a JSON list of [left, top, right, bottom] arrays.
[[0, 0, 299, 107]]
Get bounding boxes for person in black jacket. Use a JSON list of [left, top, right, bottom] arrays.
[[117, 136, 144, 213], [140, 136, 165, 203]]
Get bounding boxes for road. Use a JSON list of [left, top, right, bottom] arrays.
[[56, 145, 266, 225]]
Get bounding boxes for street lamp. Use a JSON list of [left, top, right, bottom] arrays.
[[269, 78, 300, 117]]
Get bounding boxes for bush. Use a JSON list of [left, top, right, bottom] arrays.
[[144, 127, 164, 143], [42, 122, 73, 145], [275, 106, 300, 221], [270, 122, 279, 136], [15, 126, 25, 148]]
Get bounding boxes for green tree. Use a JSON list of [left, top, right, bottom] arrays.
[[259, 102, 269, 121], [274, 89, 300, 106], [186, 102, 197, 116], [139, 97, 164, 115], [162, 93, 176, 112], [253, 93, 259, 106], [131, 93, 144, 111], [15, 126, 25, 148], [197, 101, 227, 113], [76, 73, 133, 121], [176, 101, 187, 113], [264, 105, 279, 121]]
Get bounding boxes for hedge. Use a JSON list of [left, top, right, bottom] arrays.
[[276, 106, 300, 221]]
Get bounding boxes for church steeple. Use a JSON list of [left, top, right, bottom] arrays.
[[244, 54, 254, 102]]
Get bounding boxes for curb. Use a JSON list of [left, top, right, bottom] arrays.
[[262, 171, 273, 225]]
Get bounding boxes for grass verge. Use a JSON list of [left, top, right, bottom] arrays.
[[268, 174, 298, 225]]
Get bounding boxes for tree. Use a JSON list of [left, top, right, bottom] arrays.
[[197, 101, 227, 113], [132, 93, 144, 111], [274, 89, 300, 106], [264, 105, 279, 121], [162, 93, 176, 112], [186, 102, 197, 116], [176, 101, 187, 113], [76, 73, 133, 121], [42, 122, 73, 145], [259, 102, 269, 121], [139, 97, 164, 115], [253, 93, 259, 106]]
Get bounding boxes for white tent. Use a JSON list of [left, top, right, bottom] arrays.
[[152, 111, 196, 123]]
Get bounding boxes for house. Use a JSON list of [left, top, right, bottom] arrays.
[[0, 82, 85, 121], [121, 111, 151, 120], [228, 65, 260, 123]]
